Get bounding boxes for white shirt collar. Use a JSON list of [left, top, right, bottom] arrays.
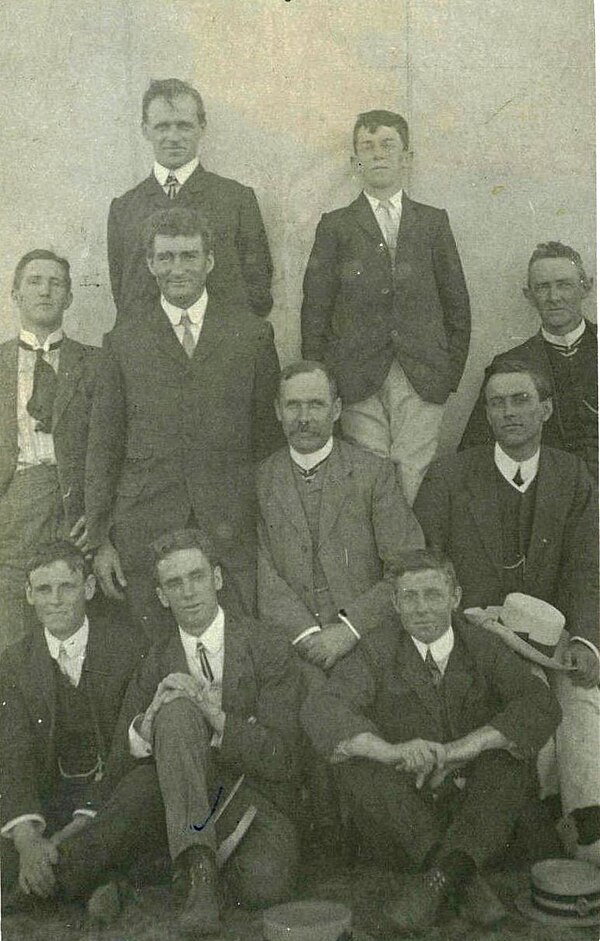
[[45, 616, 89, 660], [494, 442, 540, 492], [160, 290, 209, 327], [364, 188, 403, 212], [411, 625, 454, 669], [20, 327, 64, 352], [289, 436, 334, 472], [178, 606, 225, 658], [541, 319, 586, 347], [154, 157, 199, 188]]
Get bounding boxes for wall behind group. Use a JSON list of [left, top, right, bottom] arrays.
[[0, 0, 595, 449]]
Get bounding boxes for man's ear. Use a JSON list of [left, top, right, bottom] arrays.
[[274, 397, 282, 422], [332, 397, 343, 424], [84, 574, 96, 602], [523, 286, 536, 308], [541, 397, 554, 424], [351, 153, 363, 174], [146, 255, 156, 278], [205, 251, 215, 276], [213, 565, 223, 593], [451, 584, 462, 612], [156, 585, 170, 610], [25, 581, 34, 607]]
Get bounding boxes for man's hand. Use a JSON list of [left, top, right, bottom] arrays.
[[50, 814, 92, 847], [93, 541, 127, 601], [301, 623, 358, 670], [13, 827, 58, 898], [69, 515, 90, 555], [393, 739, 446, 788], [139, 672, 204, 742], [563, 642, 600, 688]]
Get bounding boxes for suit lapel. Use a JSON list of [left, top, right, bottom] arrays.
[[52, 338, 85, 432], [163, 632, 189, 675], [318, 442, 352, 546], [395, 194, 418, 264], [22, 631, 56, 729], [0, 340, 18, 459], [190, 298, 232, 367], [146, 303, 192, 369], [269, 451, 312, 544], [441, 631, 476, 732], [221, 615, 252, 713], [393, 634, 445, 725], [350, 193, 387, 244], [525, 448, 562, 581], [465, 449, 505, 574]]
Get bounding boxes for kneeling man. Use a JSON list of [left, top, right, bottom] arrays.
[[302, 549, 560, 932]]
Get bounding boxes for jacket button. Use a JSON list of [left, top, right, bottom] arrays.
[[381, 288, 390, 295]]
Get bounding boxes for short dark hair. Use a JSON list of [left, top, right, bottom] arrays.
[[151, 529, 219, 583], [353, 110, 409, 152], [25, 540, 87, 583], [278, 360, 339, 401], [142, 78, 206, 127], [13, 249, 72, 294], [527, 241, 591, 290], [392, 548, 458, 592], [484, 356, 553, 403], [142, 207, 214, 258]]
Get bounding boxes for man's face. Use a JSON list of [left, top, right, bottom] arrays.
[[485, 372, 552, 455], [142, 95, 204, 169], [156, 548, 222, 636], [275, 370, 342, 454], [393, 569, 461, 645], [26, 561, 94, 641], [147, 234, 214, 308], [353, 125, 408, 194], [524, 257, 590, 335], [13, 259, 72, 335]]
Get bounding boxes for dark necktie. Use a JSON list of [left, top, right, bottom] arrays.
[[166, 172, 179, 199], [20, 338, 62, 434], [512, 467, 524, 487], [377, 199, 398, 256], [196, 641, 214, 683], [179, 311, 196, 358], [425, 648, 443, 688]]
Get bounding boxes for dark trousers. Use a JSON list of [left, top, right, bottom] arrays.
[[338, 750, 535, 870], [59, 697, 297, 906]]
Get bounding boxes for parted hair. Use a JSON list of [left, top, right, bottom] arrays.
[[25, 540, 87, 582], [142, 207, 214, 258], [13, 249, 72, 294], [353, 110, 409, 152], [278, 360, 339, 400], [151, 528, 220, 582], [527, 241, 591, 291], [142, 78, 206, 127], [484, 356, 553, 403], [392, 548, 459, 591]]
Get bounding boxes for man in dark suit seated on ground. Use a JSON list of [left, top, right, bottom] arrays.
[[302, 549, 560, 933], [108, 78, 273, 320], [0, 540, 143, 907], [51, 529, 301, 936], [460, 241, 598, 481], [0, 249, 98, 653], [301, 110, 471, 504], [257, 359, 424, 677]]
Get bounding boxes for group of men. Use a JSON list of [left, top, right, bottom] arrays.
[[0, 77, 598, 936]]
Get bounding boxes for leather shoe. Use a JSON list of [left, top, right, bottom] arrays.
[[459, 872, 508, 927], [385, 866, 450, 933], [174, 845, 221, 937]]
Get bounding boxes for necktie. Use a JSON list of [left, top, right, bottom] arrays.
[[512, 467, 524, 487], [294, 454, 330, 482], [19, 338, 62, 434], [425, 648, 443, 688], [196, 641, 214, 683], [377, 200, 398, 255], [165, 172, 179, 199], [179, 311, 196, 358], [57, 643, 77, 686]]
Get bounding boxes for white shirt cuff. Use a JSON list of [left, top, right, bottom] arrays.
[[129, 713, 153, 758], [338, 610, 361, 640], [73, 809, 97, 819], [570, 636, 600, 664], [292, 625, 321, 645], [1, 814, 45, 838]]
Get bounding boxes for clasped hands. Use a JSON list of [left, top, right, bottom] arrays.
[[140, 671, 224, 743], [383, 735, 481, 790], [296, 623, 357, 671]]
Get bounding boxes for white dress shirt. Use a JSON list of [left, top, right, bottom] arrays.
[[364, 188, 403, 242], [129, 607, 225, 758], [410, 625, 455, 676], [494, 443, 540, 493], [541, 319, 586, 348], [16, 328, 62, 468], [154, 157, 199, 194], [161, 291, 209, 349]]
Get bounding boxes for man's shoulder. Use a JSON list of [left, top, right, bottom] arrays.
[[199, 168, 254, 198], [360, 621, 400, 665], [0, 633, 39, 686], [87, 613, 146, 667], [488, 333, 545, 367], [424, 446, 491, 483], [539, 444, 589, 480], [337, 439, 393, 477], [110, 174, 155, 210]]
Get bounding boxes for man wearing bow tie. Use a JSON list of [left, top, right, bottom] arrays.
[[107, 78, 273, 320], [0, 250, 98, 652], [86, 207, 282, 640]]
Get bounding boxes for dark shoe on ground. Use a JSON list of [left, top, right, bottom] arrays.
[[384, 866, 450, 934], [174, 844, 221, 937], [86, 880, 125, 925], [459, 872, 508, 928], [2, 885, 52, 915]]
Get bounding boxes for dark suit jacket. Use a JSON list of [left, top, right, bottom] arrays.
[[0, 337, 98, 525], [0, 615, 143, 829], [459, 324, 598, 480], [257, 439, 424, 640], [107, 163, 273, 319], [302, 614, 560, 761], [102, 615, 301, 817], [301, 193, 471, 405], [85, 298, 282, 577], [413, 445, 599, 645]]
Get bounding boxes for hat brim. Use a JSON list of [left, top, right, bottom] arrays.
[[514, 890, 600, 927], [464, 608, 574, 672]]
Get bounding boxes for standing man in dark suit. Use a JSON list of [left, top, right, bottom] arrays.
[[0, 250, 98, 653], [0, 541, 142, 906], [86, 207, 282, 639], [460, 242, 597, 480], [302, 549, 560, 932], [108, 78, 273, 320], [54, 529, 300, 935], [258, 360, 424, 673], [301, 110, 471, 504]]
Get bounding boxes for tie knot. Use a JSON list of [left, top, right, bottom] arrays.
[[378, 199, 394, 212], [512, 467, 524, 487], [179, 310, 191, 327]]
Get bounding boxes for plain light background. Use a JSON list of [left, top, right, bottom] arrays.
[[0, 0, 595, 449]]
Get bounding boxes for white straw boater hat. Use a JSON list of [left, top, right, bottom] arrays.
[[263, 901, 353, 941], [515, 859, 600, 926], [464, 593, 572, 671]]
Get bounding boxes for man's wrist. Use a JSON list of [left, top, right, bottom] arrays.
[[13, 821, 44, 851]]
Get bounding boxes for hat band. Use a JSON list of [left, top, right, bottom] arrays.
[[514, 632, 557, 658], [532, 887, 600, 919]]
